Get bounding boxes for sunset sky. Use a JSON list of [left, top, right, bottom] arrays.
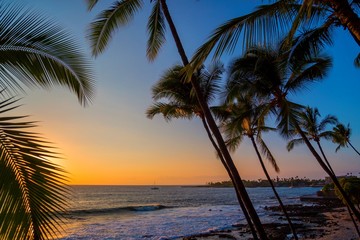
[[10, 0, 360, 185]]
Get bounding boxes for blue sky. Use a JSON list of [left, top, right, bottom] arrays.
[[9, 0, 360, 184]]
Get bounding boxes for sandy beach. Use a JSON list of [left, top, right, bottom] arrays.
[[181, 204, 359, 240]]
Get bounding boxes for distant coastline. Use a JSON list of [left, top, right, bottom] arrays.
[[187, 177, 326, 188]]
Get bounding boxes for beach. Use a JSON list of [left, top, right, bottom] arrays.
[[61, 186, 360, 239], [182, 205, 359, 240]]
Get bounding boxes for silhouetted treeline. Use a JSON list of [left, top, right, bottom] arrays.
[[207, 177, 326, 188]]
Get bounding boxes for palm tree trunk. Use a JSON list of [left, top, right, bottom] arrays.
[[324, 0, 360, 46], [294, 122, 360, 222], [316, 141, 335, 175], [346, 204, 360, 237], [201, 118, 259, 240], [349, 141, 360, 156], [159, 1, 268, 239], [249, 136, 298, 240]]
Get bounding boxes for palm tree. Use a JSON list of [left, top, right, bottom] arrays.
[[216, 93, 298, 239], [188, 0, 360, 71], [332, 123, 360, 156], [226, 40, 360, 222], [287, 107, 338, 174], [286, 107, 360, 237], [146, 63, 259, 239], [87, 1, 267, 238], [0, 3, 94, 239], [0, 97, 68, 240]]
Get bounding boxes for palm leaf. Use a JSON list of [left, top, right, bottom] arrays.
[[146, 102, 194, 121], [355, 53, 360, 68], [0, 98, 68, 240], [146, 0, 166, 61], [285, 56, 332, 94], [189, 0, 297, 72], [284, 21, 334, 65], [197, 61, 224, 104], [0, 3, 95, 106], [85, 0, 101, 11], [87, 0, 143, 56], [257, 137, 280, 173], [287, 137, 305, 151], [284, 0, 327, 46]]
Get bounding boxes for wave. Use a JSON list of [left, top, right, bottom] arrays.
[[67, 204, 171, 216]]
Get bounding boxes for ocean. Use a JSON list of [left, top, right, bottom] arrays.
[[60, 185, 321, 240]]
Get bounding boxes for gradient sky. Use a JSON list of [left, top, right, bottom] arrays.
[[9, 0, 360, 185]]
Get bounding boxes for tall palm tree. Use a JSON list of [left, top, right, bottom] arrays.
[[332, 123, 360, 156], [87, 1, 267, 238], [216, 93, 298, 239], [0, 97, 68, 240], [226, 40, 360, 222], [0, 3, 94, 239], [286, 107, 360, 236], [146, 63, 259, 239], [188, 0, 360, 72], [287, 107, 338, 174]]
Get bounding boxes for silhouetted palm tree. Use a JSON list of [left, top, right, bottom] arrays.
[[146, 63, 258, 239], [226, 40, 360, 222], [87, 1, 266, 238], [287, 107, 338, 174], [286, 107, 360, 236], [332, 123, 360, 156], [0, 3, 94, 239], [215, 93, 298, 239]]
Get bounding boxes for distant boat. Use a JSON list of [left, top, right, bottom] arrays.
[[151, 181, 159, 190]]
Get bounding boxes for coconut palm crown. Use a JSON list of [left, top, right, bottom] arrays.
[[147, 62, 223, 121], [287, 106, 338, 173], [332, 123, 360, 156], [226, 39, 332, 137]]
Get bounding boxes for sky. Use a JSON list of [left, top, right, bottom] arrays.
[[8, 0, 360, 185]]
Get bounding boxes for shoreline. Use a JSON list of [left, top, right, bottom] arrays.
[[179, 201, 359, 239]]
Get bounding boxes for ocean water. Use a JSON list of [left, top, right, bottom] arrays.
[[60, 186, 321, 240]]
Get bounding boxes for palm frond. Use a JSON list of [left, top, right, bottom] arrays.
[[87, 0, 143, 56], [355, 53, 360, 68], [257, 137, 280, 173], [85, 0, 101, 11], [151, 65, 193, 103], [285, 56, 332, 94], [284, 0, 328, 46], [189, 0, 297, 72], [332, 123, 351, 152], [276, 100, 304, 138], [0, 3, 95, 106], [0, 98, 68, 240], [285, 22, 334, 62], [197, 61, 224, 104], [225, 134, 243, 153], [287, 137, 305, 151], [318, 114, 338, 132], [146, 102, 194, 121], [146, 0, 166, 61]]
